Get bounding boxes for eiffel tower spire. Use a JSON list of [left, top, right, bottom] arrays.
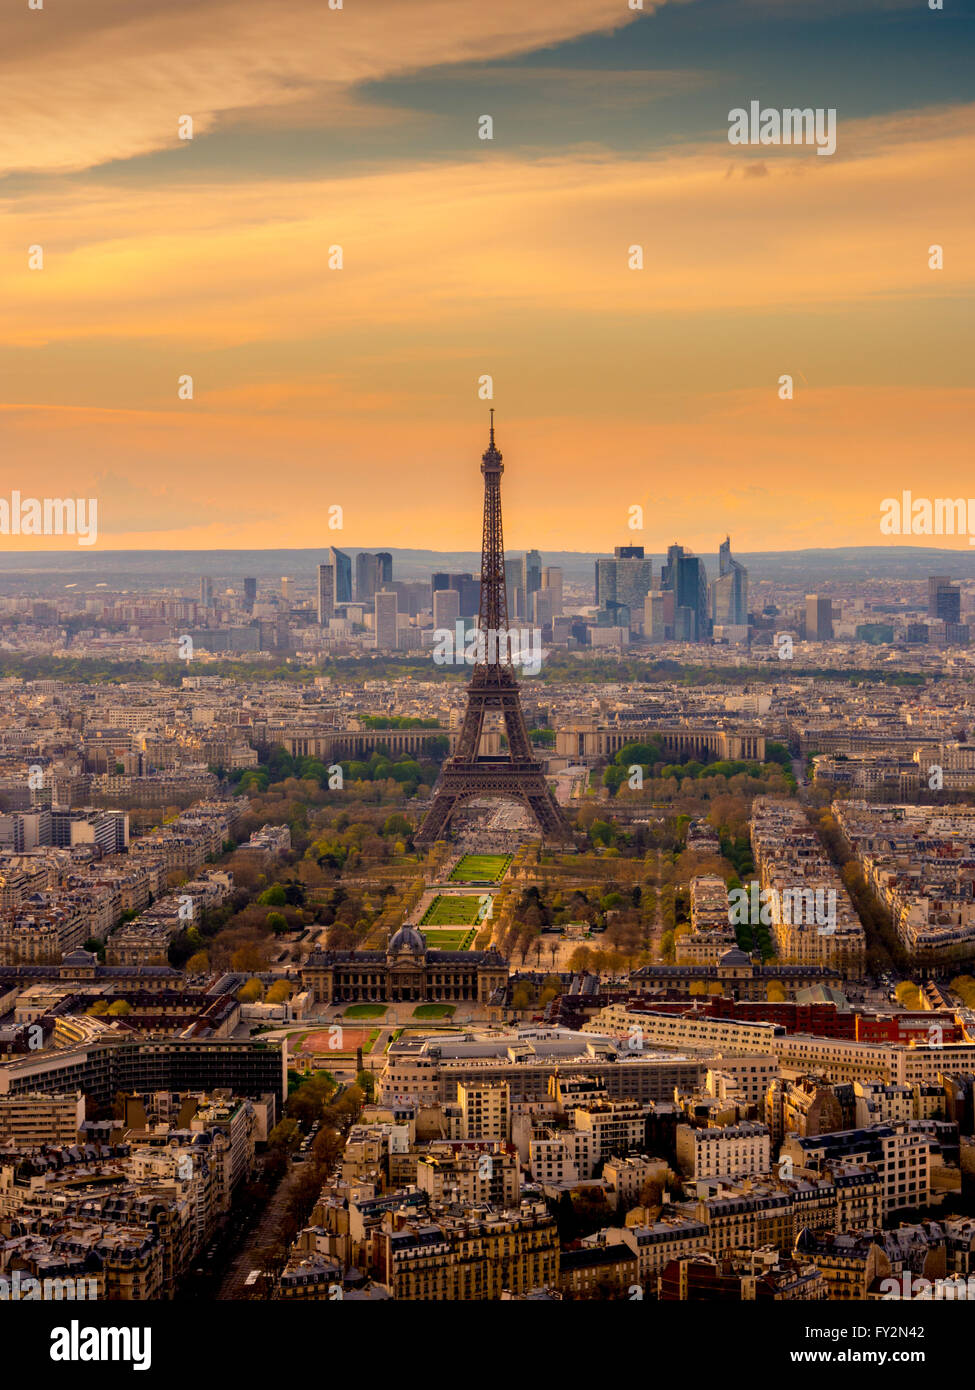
[[416, 418, 572, 847]]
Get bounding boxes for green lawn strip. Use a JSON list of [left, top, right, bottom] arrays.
[[342, 1003, 388, 1018], [420, 894, 482, 926], [413, 1004, 456, 1019], [449, 853, 512, 883], [421, 927, 476, 949]]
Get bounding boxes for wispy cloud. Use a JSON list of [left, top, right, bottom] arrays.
[[2, 102, 970, 356], [0, 0, 658, 177]]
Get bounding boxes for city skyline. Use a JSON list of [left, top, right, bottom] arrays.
[[3, 0, 975, 1341]]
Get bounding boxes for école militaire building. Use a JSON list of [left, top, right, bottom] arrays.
[[301, 926, 508, 1006]]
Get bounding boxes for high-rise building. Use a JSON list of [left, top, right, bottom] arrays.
[[805, 594, 834, 641], [458, 574, 479, 617], [614, 546, 652, 627], [598, 548, 652, 631], [504, 559, 524, 620], [199, 577, 213, 607], [661, 544, 709, 641], [522, 550, 542, 608], [375, 589, 399, 650], [242, 577, 257, 613], [280, 576, 290, 603], [433, 572, 479, 618], [532, 588, 555, 627], [355, 552, 378, 603], [392, 580, 431, 617], [594, 557, 615, 608], [928, 575, 961, 625], [354, 552, 393, 603], [329, 547, 352, 604], [317, 564, 335, 625], [542, 566, 563, 616], [645, 590, 667, 643], [433, 587, 461, 630], [712, 536, 748, 627]]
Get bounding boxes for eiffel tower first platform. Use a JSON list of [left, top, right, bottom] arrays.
[[415, 415, 573, 847]]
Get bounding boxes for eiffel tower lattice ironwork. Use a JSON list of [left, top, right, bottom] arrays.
[[416, 414, 572, 846]]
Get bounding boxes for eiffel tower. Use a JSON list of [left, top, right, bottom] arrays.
[[416, 414, 572, 846]]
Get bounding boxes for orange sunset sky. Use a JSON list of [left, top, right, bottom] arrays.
[[0, 0, 972, 554]]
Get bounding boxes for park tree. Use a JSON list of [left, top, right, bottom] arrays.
[[231, 942, 270, 972], [258, 883, 287, 907], [313, 1126, 343, 1167], [567, 946, 593, 973], [268, 1117, 301, 1152], [285, 1072, 338, 1129], [510, 982, 533, 1011], [895, 981, 922, 1010]]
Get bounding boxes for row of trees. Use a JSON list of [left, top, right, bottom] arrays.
[[256, 1078, 366, 1272], [234, 745, 448, 801]]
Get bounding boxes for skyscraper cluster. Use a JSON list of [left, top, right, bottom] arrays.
[[355, 550, 393, 603], [595, 540, 749, 644], [317, 550, 394, 630], [596, 546, 653, 633]]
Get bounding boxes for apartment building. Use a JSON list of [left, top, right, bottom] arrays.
[[376, 1200, 559, 1300], [415, 1141, 520, 1209], [676, 875, 736, 966], [458, 1080, 510, 1141], [529, 1127, 593, 1184], [591, 1003, 783, 1057], [792, 1229, 893, 1300], [833, 800, 975, 956], [603, 1155, 671, 1209], [381, 1031, 707, 1106], [659, 1249, 828, 1301], [572, 1098, 650, 1167], [750, 798, 865, 974], [621, 1214, 711, 1282], [782, 1123, 933, 1217], [675, 1122, 771, 1181], [0, 1090, 84, 1146]]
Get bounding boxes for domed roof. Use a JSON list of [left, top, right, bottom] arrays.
[[62, 948, 98, 966], [389, 925, 426, 954], [718, 947, 752, 968]]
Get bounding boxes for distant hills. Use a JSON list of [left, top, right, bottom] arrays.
[[0, 546, 973, 594]]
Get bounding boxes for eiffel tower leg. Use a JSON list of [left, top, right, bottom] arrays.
[[522, 788, 572, 841], [416, 790, 461, 845]]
